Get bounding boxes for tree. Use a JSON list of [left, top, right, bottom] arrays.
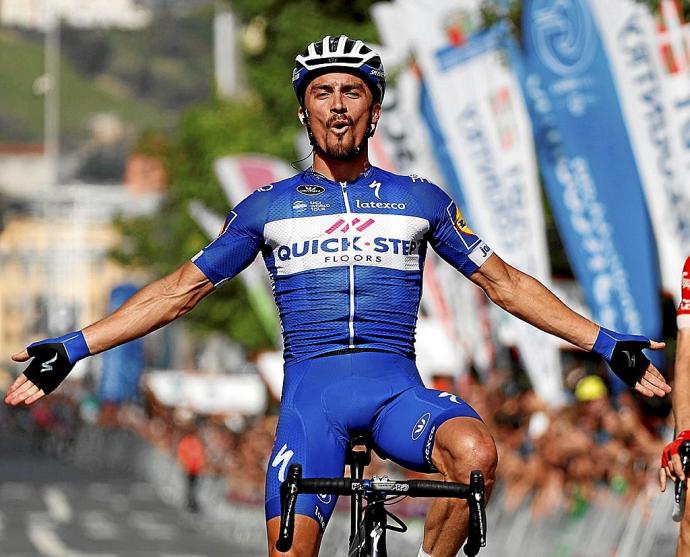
[[115, 1, 383, 352]]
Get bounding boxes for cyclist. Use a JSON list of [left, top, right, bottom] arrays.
[[660, 256, 690, 557], [6, 36, 670, 557]]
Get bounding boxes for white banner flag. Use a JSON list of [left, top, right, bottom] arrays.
[[590, 0, 690, 304], [213, 155, 295, 342], [393, 0, 563, 403], [367, 18, 497, 374]]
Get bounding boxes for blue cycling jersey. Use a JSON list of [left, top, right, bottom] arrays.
[[192, 166, 492, 363]]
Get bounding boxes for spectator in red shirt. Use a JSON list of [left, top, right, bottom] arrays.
[[177, 428, 205, 512]]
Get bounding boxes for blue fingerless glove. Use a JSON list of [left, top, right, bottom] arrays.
[[23, 331, 91, 394], [591, 327, 650, 388]]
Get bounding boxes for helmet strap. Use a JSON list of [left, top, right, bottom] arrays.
[[365, 108, 378, 139], [302, 109, 318, 148]]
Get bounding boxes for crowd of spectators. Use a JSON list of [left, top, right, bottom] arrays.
[[1, 355, 673, 520], [464, 364, 669, 518]]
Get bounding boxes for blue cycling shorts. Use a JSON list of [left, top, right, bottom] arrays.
[[264, 350, 482, 530]]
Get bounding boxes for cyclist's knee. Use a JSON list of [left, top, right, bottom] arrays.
[[432, 418, 497, 485]]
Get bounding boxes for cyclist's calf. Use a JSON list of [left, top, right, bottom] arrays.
[[422, 418, 496, 557]]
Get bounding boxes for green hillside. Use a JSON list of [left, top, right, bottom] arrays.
[[0, 29, 173, 145]]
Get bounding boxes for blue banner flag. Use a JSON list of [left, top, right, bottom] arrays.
[[98, 284, 144, 403], [517, 0, 662, 347]]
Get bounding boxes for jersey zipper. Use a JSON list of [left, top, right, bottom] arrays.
[[340, 181, 356, 349]]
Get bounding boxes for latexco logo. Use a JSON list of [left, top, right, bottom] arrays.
[[412, 412, 431, 440], [355, 199, 406, 210], [424, 425, 437, 466]]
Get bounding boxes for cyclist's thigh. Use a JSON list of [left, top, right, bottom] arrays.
[[265, 360, 347, 532], [372, 386, 482, 472]]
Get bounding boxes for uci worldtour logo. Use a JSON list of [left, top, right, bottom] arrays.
[[529, 0, 597, 76]]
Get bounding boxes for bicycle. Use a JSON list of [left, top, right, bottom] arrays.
[[277, 434, 487, 556]]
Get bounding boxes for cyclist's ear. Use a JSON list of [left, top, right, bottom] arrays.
[[370, 102, 381, 126], [298, 108, 308, 126]]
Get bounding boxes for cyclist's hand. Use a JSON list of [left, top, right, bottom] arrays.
[[591, 327, 670, 398], [4, 332, 90, 406], [660, 431, 690, 491]]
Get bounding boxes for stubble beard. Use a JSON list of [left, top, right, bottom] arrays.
[[323, 135, 360, 161]]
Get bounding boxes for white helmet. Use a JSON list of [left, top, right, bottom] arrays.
[[292, 35, 386, 106]]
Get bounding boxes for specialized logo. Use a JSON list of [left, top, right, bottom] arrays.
[[411, 412, 431, 441], [439, 392, 462, 405], [452, 206, 474, 235], [621, 350, 636, 368], [326, 217, 375, 234], [297, 184, 325, 196], [41, 353, 58, 373], [271, 443, 294, 483], [369, 180, 382, 199], [257, 184, 273, 192], [292, 200, 308, 212]]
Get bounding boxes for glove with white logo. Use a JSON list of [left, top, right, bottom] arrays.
[[591, 327, 650, 388], [22, 331, 90, 394]]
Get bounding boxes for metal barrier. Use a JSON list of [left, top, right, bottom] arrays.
[[38, 424, 687, 556]]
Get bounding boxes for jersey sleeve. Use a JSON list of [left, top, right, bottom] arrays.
[[191, 190, 267, 287], [425, 184, 493, 277]]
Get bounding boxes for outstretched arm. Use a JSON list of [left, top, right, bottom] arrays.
[[469, 253, 669, 398], [83, 261, 214, 354], [5, 262, 214, 406], [660, 256, 690, 493]]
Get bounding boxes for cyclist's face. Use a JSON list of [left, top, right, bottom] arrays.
[[303, 72, 380, 160]]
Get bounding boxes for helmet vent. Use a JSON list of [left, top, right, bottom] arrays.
[[303, 56, 365, 68]]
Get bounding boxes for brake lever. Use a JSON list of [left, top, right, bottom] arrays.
[[463, 470, 486, 557]]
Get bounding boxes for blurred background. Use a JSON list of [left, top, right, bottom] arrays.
[[0, 0, 689, 555]]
